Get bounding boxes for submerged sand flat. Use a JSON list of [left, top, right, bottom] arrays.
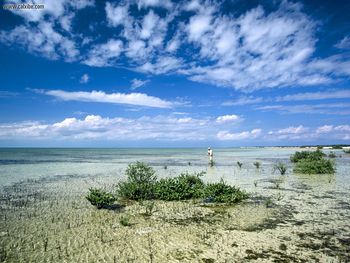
[[0, 148, 350, 262]]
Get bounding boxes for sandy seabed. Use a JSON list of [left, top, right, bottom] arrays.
[[0, 149, 350, 262]]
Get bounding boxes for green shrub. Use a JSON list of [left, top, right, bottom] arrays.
[[291, 150, 335, 174], [155, 172, 205, 201], [118, 162, 157, 200], [294, 158, 335, 174], [143, 201, 155, 216], [273, 162, 287, 175], [237, 161, 243, 168], [119, 216, 131, 226], [253, 161, 260, 169], [344, 149, 350, 154], [86, 188, 116, 209], [204, 180, 248, 203], [290, 149, 325, 163]]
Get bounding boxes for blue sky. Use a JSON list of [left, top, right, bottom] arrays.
[[0, 0, 349, 147]]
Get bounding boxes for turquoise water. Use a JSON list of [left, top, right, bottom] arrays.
[[1, 147, 350, 262], [0, 147, 297, 186]]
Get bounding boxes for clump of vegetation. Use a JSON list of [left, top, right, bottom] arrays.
[[332, 145, 343, 149], [253, 161, 260, 169], [155, 172, 205, 201], [118, 162, 157, 200], [273, 162, 287, 175], [237, 161, 243, 168], [86, 188, 116, 209], [119, 216, 131, 226], [290, 149, 325, 163], [294, 159, 335, 174], [328, 151, 337, 158], [163, 165, 167, 170], [116, 162, 248, 204], [204, 179, 248, 203], [144, 201, 155, 216], [344, 149, 350, 154], [291, 150, 335, 174], [188, 161, 191, 166]]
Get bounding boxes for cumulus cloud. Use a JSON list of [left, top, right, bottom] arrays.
[[0, 115, 211, 141], [33, 89, 174, 108], [1, 115, 349, 143], [216, 114, 241, 124], [217, 129, 262, 140], [266, 124, 350, 141], [80, 74, 89, 84]]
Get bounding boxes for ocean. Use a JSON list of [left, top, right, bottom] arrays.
[[0, 147, 349, 262]]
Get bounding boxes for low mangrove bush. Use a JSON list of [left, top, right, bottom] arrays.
[[117, 162, 248, 204], [86, 188, 116, 209], [273, 162, 287, 175], [204, 180, 248, 203], [118, 161, 158, 200], [155, 172, 205, 201], [290, 149, 325, 163], [291, 150, 335, 174]]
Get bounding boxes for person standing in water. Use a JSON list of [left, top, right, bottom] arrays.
[[207, 147, 213, 162]]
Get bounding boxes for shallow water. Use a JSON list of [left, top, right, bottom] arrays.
[[0, 148, 349, 262]]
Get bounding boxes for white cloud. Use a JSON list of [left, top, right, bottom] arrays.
[[187, 14, 212, 41], [217, 129, 262, 140], [131, 79, 149, 90], [34, 89, 174, 108], [105, 2, 128, 27], [316, 125, 333, 134], [216, 114, 241, 124], [137, 0, 173, 9], [0, 115, 211, 141], [335, 36, 350, 49], [266, 124, 350, 141], [1, 0, 350, 91], [334, 125, 350, 132], [0, 22, 79, 61], [138, 56, 183, 74], [140, 10, 158, 40], [276, 89, 350, 102], [269, 125, 308, 135], [222, 96, 263, 106], [257, 103, 350, 115], [80, 74, 89, 84], [84, 39, 123, 67]]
